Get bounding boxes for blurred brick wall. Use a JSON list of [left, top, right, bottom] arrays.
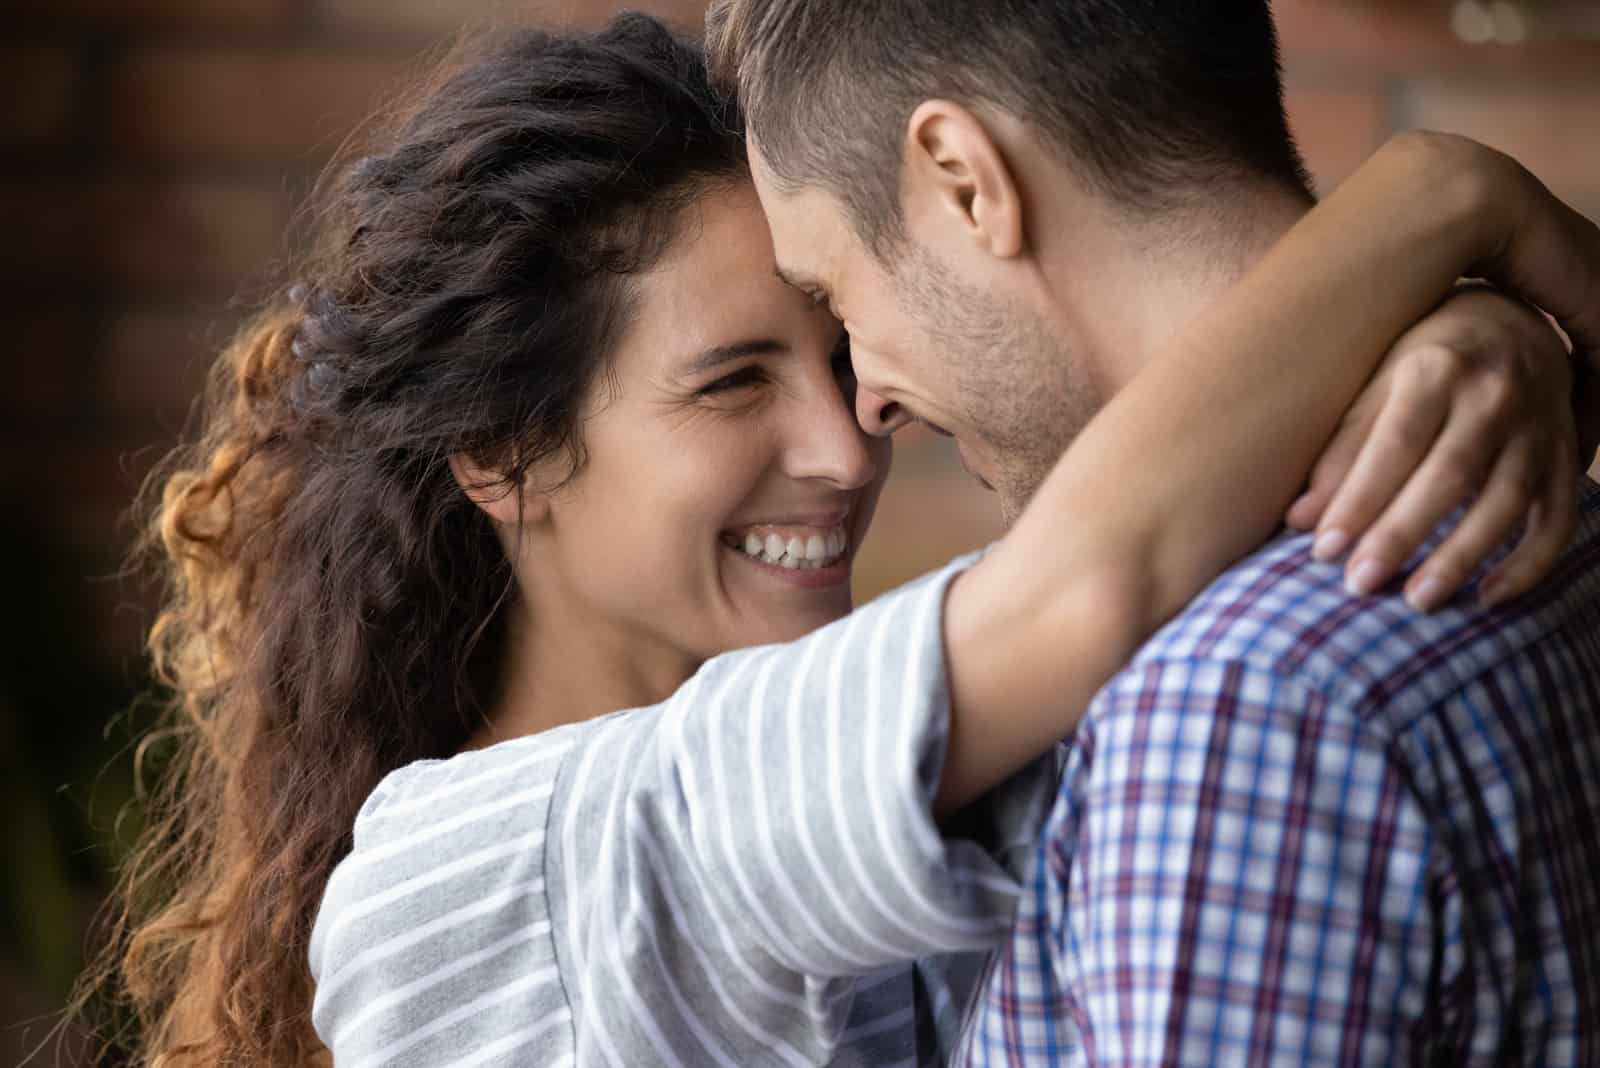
[[1280, 0, 1600, 209], [2, 0, 1598, 672]]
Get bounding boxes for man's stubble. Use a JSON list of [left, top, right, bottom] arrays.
[[898, 245, 1103, 524]]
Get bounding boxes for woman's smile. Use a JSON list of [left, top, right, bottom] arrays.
[[508, 181, 888, 663], [719, 513, 855, 589]]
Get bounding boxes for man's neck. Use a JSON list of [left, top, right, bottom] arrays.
[[1054, 184, 1315, 396]]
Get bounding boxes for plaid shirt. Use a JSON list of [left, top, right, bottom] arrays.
[[958, 479, 1600, 1067]]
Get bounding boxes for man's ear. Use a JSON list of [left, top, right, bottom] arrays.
[[902, 100, 1025, 260], [447, 453, 550, 527]]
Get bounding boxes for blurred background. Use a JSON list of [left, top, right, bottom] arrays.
[[2, 0, 1596, 1061]]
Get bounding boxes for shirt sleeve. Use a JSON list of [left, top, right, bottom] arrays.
[[547, 554, 1058, 1068], [1036, 658, 1455, 1066]]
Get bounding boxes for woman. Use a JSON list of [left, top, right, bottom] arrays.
[[89, 13, 1590, 1068]]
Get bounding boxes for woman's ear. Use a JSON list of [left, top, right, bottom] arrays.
[[902, 100, 1025, 260], [447, 453, 550, 526]]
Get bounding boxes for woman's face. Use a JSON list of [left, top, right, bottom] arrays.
[[532, 182, 890, 669]]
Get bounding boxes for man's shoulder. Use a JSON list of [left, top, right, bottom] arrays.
[[1110, 479, 1600, 721]]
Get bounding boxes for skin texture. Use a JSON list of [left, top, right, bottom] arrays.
[[456, 184, 888, 743]]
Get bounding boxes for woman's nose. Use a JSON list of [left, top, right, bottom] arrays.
[[855, 384, 914, 437], [785, 390, 882, 490]]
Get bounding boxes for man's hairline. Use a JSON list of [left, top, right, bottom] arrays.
[[743, 66, 1316, 296]]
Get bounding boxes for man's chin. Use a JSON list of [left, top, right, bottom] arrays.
[[996, 486, 1026, 529], [995, 463, 1053, 530], [997, 501, 1019, 529]]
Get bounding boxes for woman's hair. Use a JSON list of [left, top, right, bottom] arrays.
[[83, 14, 746, 1065]]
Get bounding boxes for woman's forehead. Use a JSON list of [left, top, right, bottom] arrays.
[[618, 186, 818, 372]]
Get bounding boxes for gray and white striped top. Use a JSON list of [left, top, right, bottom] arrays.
[[309, 556, 1054, 1067]]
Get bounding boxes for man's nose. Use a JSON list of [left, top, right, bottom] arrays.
[[855, 384, 914, 437]]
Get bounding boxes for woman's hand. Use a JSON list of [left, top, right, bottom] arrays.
[[1285, 287, 1578, 611]]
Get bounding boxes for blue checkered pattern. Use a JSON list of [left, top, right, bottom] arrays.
[[958, 480, 1600, 1066]]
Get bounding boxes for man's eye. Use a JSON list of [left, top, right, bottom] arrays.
[[700, 367, 767, 395], [831, 335, 854, 379], [831, 335, 857, 403]]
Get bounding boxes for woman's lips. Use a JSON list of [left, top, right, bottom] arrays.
[[722, 541, 854, 589], [720, 515, 855, 589]]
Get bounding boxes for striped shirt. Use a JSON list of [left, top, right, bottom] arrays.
[[309, 555, 1054, 1067], [961, 478, 1600, 1066]]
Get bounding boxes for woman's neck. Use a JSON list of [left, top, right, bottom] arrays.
[[465, 595, 700, 751]]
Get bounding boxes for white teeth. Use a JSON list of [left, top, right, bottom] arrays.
[[729, 522, 851, 569]]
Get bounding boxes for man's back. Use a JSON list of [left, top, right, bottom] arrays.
[[963, 479, 1600, 1066]]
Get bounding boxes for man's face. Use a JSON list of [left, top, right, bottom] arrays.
[[749, 143, 1099, 522]]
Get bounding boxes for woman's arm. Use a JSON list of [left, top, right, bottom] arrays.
[[937, 132, 1600, 814]]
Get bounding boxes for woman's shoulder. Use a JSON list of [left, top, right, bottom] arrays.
[[350, 717, 604, 849], [312, 721, 599, 983], [310, 723, 584, 1063]]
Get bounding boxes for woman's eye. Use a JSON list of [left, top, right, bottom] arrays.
[[700, 366, 767, 395]]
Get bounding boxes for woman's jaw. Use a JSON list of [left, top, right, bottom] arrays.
[[479, 180, 892, 733]]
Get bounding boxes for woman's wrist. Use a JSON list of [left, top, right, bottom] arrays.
[[1367, 131, 1501, 274], [1377, 131, 1600, 362]]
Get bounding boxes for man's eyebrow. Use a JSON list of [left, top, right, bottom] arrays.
[[774, 265, 821, 293], [682, 338, 787, 377]]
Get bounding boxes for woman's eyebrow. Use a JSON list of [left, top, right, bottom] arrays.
[[681, 338, 787, 376]]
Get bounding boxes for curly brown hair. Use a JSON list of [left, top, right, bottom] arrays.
[[77, 14, 746, 1065]]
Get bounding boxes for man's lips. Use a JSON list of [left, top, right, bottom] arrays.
[[916, 417, 993, 489], [956, 442, 996, 492]]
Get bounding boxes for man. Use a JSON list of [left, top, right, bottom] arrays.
[[707, 1, 1600, 1062]]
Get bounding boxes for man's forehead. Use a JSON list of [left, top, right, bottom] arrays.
[[746, 144, 856, 293], [760, 202, 839, 295], [756, 196, 846, 290]]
